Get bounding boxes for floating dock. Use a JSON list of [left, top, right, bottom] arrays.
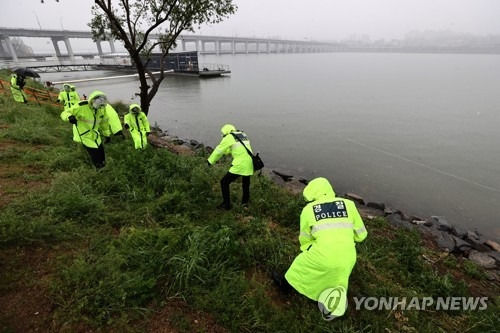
[[147, 51, 231, 77]]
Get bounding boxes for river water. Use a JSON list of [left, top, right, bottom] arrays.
[[31, 53, 500, 238]]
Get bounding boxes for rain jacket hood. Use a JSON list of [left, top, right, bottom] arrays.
[[129, 103, 141, 113], [88, 90, 106, 104], [303, 177, 336, 202], [221, 124, 236, 136]]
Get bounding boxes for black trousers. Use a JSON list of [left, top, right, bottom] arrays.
[[272, 271, 293, 292], [84, 144, 106, 169], [220, 171, 250, 206]]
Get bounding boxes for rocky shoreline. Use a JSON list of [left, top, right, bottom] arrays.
[[146, 125, 500, 279]]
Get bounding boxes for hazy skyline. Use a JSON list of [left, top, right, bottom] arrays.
[[0, 0, 499, 41]]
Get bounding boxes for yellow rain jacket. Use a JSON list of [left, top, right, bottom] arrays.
[[57, 84, 80, 110], [101, 104, 123, 138], [60, 91, 110, 148], [207, 124, 253, 176], [285, 177, 367, 316], [124, 104, 150, 149], [10, 74, 26, 103]]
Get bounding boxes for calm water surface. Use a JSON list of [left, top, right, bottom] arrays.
[[38, 53, 500, 238]]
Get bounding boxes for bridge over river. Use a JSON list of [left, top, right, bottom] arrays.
[[0, 27, 343, 61]]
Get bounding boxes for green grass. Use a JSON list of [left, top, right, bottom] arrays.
[[0, 77, 498, 333], [462, 260, 488, 280]]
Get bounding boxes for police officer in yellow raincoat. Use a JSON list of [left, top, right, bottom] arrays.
[[124, 104, 150, 149], [207, 124, 254, 210], [275, 177, 367, 317], [57, 83, 80, 110], [10, 73, 27, 103], [60, 91, 113, 169]]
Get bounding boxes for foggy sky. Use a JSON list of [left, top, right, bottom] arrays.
[[0, 0, 499, 41]]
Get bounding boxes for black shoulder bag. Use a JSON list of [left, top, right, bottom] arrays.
[[231, 133, 264, 172]]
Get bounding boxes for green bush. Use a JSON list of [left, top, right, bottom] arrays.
[[53, 228, 181, 325], [0, 209, 81, 246]]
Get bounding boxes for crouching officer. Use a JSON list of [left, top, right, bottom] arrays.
[[207, 124, 253, 210], [273, 177, 367, 318], [60, 91, 113, 169], [124, 104, 150, 149]]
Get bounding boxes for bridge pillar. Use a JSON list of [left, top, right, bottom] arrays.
[[201, 41, 206, 53], [231, 41, 235, 55], [1, 37, 18, 61], [108, 39, 116, 53], [181, 40, 186, 52], [0, 39, 6, 57], [63, 37, 75, 60], [96, 40, 104, 56], [195, 40, 199, 52], [266, 42, 270, 54], [51, 38, 63, 58], [215, 40, 220, 55], [245, 42, 248, 54]]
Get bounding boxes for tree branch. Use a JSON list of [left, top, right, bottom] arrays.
[[135, 0, 178, 55], [121, 0, 135, 46]]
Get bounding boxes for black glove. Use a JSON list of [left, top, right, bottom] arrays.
[[146, 132, 151, 136], [207, 161, 211, 167], [104, 136, 111, 143], [56, 99, 60, 103], [124, 123, 130, 130], [68, 115, 77, 124]]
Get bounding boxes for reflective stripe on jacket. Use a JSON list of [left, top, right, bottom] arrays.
[[58, 91, 80, 110]]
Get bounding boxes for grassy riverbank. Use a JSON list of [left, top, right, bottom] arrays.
[[0, 77, 498, 332]]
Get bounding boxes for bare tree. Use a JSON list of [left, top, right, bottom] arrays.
[[90, 0, 237, 114]]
